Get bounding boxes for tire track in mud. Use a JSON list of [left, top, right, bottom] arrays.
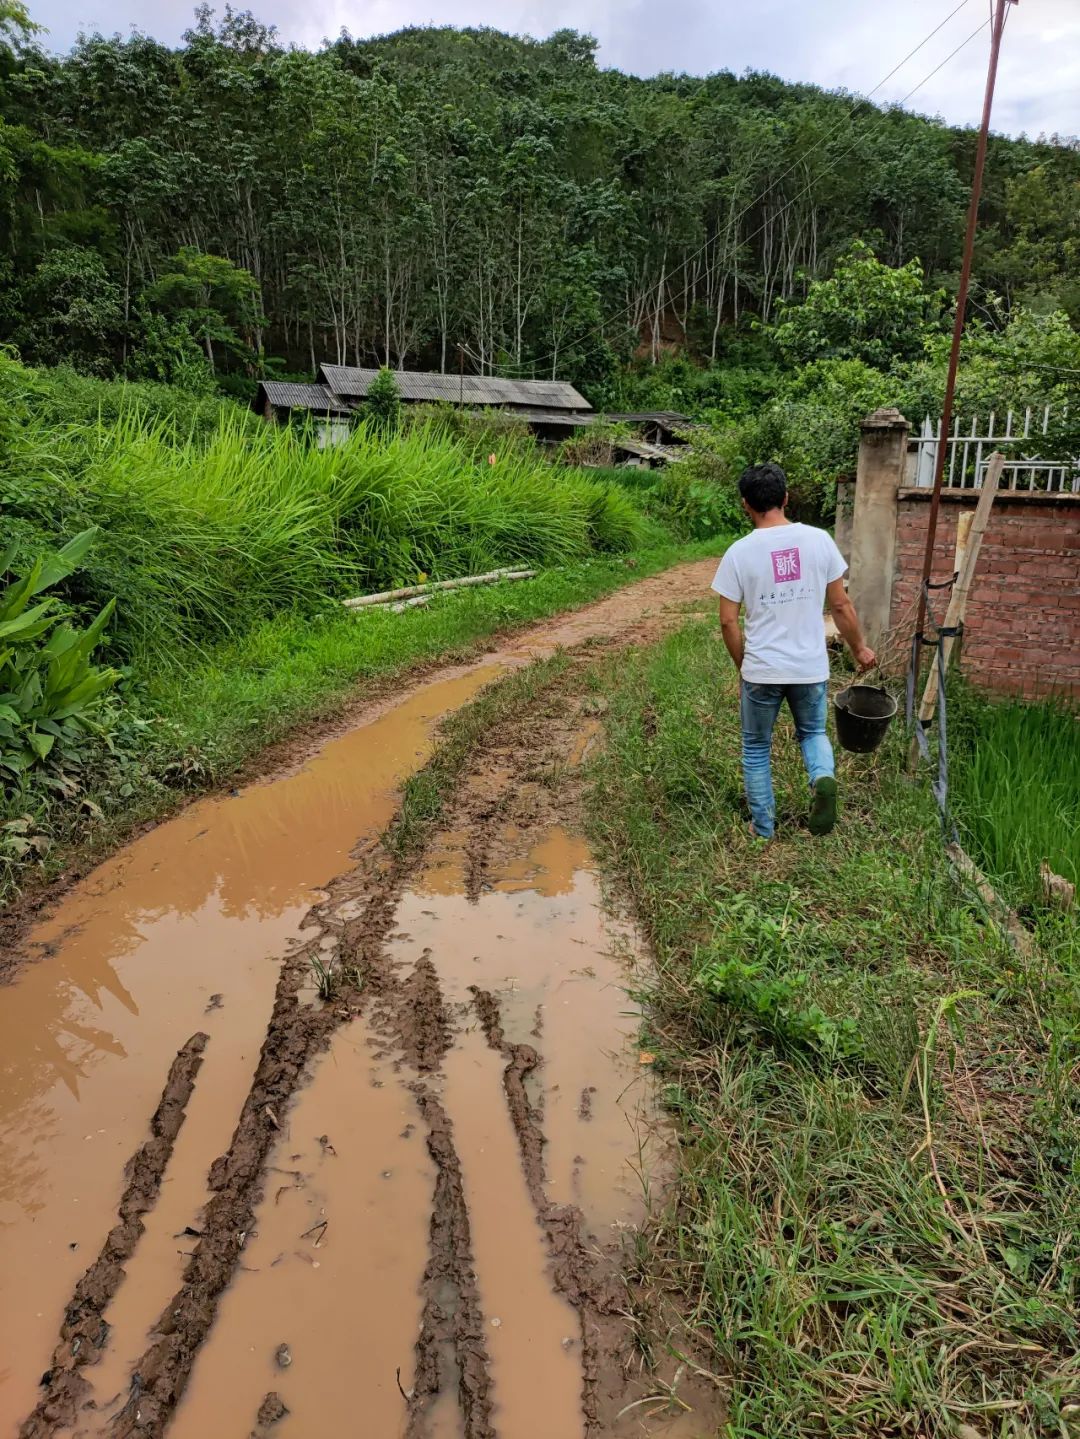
[[21, 1035, 208, 1438], [20, 610, 719, 1438], [423, 683, 633, 1438]]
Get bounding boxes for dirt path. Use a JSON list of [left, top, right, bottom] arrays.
[[0, 558, 723, 1439]]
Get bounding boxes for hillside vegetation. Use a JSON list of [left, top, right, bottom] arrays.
[[0, 4, 1077, 391]]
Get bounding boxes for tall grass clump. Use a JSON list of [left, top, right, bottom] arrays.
[[1, 353, 251, 443], [951, 690, 1079, 908], [4, 402, 647, 667]]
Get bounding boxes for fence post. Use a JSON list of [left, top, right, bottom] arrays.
[[848, 408, 910, 650]]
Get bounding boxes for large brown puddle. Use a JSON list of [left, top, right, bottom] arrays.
[[165, 824, 659, 1439], [402, 829, 656, 1243], [0, 667, 497, 1432]]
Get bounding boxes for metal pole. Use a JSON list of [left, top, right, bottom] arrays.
[[913, 0, 1014, 648]]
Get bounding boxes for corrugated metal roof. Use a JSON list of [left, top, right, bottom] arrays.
[[487, 407, 594, 426], [320, 365, 591, 412], [256, 381, 353, 415], [612, 438, 685, 463], [606, 411, 697, 429]]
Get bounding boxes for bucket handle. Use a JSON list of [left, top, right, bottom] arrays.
[[834, 663, 892, 711]]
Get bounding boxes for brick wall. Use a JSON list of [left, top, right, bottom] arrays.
[[890, 490, 1080, 698]]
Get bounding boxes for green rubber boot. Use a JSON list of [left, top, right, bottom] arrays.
[[809, 776, 838, 836]]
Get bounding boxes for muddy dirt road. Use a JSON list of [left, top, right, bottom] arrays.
[[0, 559, 723, 1439]]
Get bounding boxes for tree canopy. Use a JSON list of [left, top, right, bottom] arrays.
[[1, 7, 1077, 389]]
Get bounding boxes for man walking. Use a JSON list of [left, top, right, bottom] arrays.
[[712, 462, 876, 840]]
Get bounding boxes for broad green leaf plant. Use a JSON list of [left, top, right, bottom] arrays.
[[0, 528, 120, 785]]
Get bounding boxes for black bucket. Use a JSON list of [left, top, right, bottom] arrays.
[[834, 684, 898, 754]]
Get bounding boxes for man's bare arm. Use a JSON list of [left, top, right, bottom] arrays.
[[825, 579, 876, 670], [717, 596, 744, 670]]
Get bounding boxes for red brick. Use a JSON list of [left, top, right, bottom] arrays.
[[887, 495, 1079, 697]]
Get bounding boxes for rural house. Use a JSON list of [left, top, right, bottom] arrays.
[[252, 368, 692, 464], [254, 367, 591, 431]]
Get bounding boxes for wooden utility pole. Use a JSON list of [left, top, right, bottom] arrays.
[[913, 0, 1017, 648]]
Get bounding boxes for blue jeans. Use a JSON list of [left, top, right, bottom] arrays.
[[740, 681, 834, 839]]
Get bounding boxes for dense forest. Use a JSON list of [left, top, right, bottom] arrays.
[[1, 0, 1078, 394]]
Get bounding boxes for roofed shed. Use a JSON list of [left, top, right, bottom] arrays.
[[318, 366, 591, 414], [605, 412, 697, 446], [254, 381, 353, 422]]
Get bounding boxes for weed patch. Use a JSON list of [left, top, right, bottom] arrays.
[[589, 620, 1080, 1437]]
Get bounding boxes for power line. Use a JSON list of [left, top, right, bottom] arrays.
[[472, 0, 987, 379]]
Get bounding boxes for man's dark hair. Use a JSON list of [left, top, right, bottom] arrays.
[[738, 462, 788, 515]]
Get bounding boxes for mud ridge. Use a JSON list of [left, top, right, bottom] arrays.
[[469, 985, 545, 1200], [406, 1088, 496, 1439], [20, 1032, 209, 1438], [398, 951, 453, 1073]]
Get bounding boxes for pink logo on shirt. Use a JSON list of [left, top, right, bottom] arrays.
[[771, 547, 801, 583]]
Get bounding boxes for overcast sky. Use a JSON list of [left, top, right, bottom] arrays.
[[26, 0, 1080, 140]]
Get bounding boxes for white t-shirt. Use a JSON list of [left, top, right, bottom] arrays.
[[711, 523, 847, 684]]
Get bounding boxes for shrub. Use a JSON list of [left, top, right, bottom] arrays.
[[366, 366, 402, 432]]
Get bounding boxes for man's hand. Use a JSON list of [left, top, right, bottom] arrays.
[[854, 645, 876, 672]]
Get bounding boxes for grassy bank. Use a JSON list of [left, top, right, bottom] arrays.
[[7, 406, 648, 666], [0, 541, 719, 908], [588, 621, 1079, 1437]]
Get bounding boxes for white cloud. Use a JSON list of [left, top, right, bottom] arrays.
[[30, 0, 1080, 138]]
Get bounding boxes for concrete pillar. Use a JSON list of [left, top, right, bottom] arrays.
[[848, 408, 909, 649], [834, 475, 855, 560]]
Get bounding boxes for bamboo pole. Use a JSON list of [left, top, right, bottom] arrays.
[[953, 509, 974, 582], [946, 841, 1033, 956], [342, 568, 536, 610], [917, 451, 1004, 726]]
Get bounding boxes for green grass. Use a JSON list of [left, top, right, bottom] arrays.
[[951, 690, 1079, 911], [588, 620, 1080, 1438]]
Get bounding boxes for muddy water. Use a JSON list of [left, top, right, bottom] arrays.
[[168, 826, 656, 1439], [167, 1019, 434, 1439], [0, 667, 497, 1433], [402, 829, 656, 1239], [171, 823, 649, 1438], [440, 1032, 584, 1439]]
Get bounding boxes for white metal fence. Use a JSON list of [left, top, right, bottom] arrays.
[[907, 409, 1080, 492]]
